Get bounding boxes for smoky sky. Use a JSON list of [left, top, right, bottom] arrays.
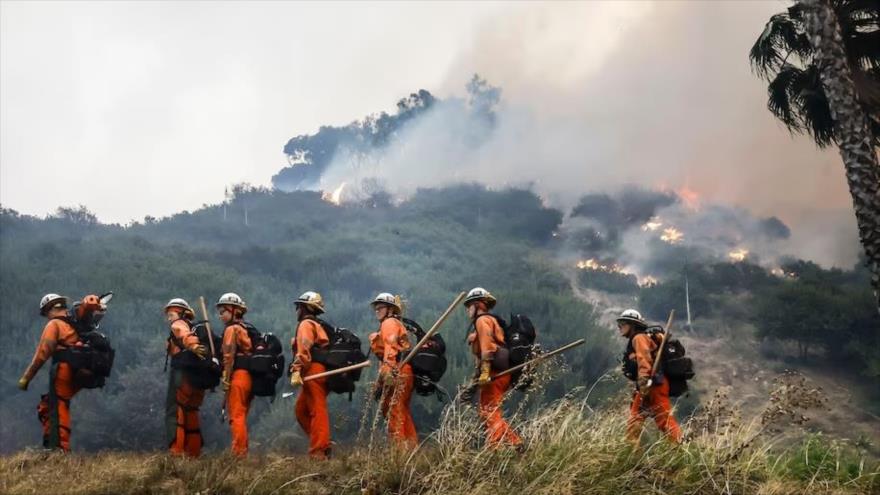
[[313, 1, 861, 267], [1, 1, 862, 266]]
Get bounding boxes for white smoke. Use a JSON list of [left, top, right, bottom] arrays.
[[313, 1, 860, 268]]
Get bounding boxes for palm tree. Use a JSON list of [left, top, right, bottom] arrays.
[[751, 0, 880, 306]]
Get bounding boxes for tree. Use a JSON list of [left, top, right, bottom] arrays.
[[751, 0, 880, 306]]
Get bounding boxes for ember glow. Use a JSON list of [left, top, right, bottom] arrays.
[[660, 227, 684, 244], [576, 258, 625, 273], [728, 248, 749, 262], [576, 258, 660, 287], [676, 186, 701, 210], [771, 267, 798, 279], [321, 182, 346, 205]]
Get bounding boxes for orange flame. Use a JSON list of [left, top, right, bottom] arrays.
[[576, 258, 625, 273], [641, 218, 663, 232], [660, 227, 684, 244], [728, 248, 749, 262], [321, 182, 346, 205], [677, 185, 700, 210]]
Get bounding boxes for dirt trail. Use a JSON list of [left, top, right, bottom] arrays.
[[572, 280, 880, 452]]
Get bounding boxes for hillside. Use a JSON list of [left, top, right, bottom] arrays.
[[0, 185, 611, 454], [1, 183, 878, 495]]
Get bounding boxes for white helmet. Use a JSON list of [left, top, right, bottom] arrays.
[[164, 298, 195, 318], [616, 309, 646, 328], [464, 287, 497, 309], [294, 291, 325, 314], [371, 292, 401, 312], [40, 293, 68, 315], [216, 292, 247, 313]]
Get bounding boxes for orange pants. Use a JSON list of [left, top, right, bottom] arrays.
[[478, 373, 522, 447], [37, 363, 81, 451], [627, 378, 682, 444], [166, 369, 205, 457], [295, 363, 331, 459], [380, 364, 417, 447], [227, 369, 253, 457]]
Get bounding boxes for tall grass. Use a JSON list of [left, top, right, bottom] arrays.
[[1, 375, 877, 495]]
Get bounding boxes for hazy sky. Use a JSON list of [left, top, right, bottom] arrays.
[[0, 1, 858, 265], [1, 1, 502, 221]]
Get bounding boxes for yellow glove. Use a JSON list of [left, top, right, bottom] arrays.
[[477, 361, 491, 386], [221, 372, 231, 392], [192, 345, 208, 360], [290, 371, 303, 388], [17, 376, 29, 391], [379, 365, 396, 385], [637, 376, 651, 397]]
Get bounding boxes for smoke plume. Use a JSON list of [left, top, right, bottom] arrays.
[[279, 1, 861, 268]]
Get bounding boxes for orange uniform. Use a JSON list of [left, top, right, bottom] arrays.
[[469, 314, 522, 447], [625, 333, 682, 444], [24, 318, 82, 451], [369, 317, 417, 447], [165, 319, 206, 457], [223, 321, 253, 457], [292, 318, 332, 459]]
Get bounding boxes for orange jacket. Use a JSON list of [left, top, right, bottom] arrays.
[[166, 319, 201, 357], [369, 317, 411, 371], [23, 318, 81, 381], [468, 314, 505, 362], [222, 322, 253, 377], [291, 318, 329, 373], [628, 333, 658, 379]]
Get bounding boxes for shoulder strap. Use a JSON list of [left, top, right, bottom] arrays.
[[314, 317, 335, 336], [239, 321, 262, 341]]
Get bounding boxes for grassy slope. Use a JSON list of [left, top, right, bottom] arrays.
[[1, 392, 877, 495]]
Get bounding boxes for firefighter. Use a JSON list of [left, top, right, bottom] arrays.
[[289, 291, 332, 459], [464, 287, 522, 448], [164, 298, 208, 457], [17, 294, 101, 451], [218, 292, 253, 457], [369, 292, 417, 447], [618, 309, 682, 445]]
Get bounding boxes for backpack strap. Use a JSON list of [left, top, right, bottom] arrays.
[[165, 318, 192, 372]]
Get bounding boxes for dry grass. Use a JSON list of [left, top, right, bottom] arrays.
[[1, 375, 877, 495]]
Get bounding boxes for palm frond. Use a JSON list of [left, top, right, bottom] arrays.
[[767, 65, 802, 130], [792, 66, 836, 148], [750, 13, 812, 78]]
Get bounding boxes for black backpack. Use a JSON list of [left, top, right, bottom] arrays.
[[401, 317, 447, 396], [52, 316, 115, 389], [622, 327, 695, 397], [310, 318, 366, 400], [476, 314, 538, 367], [475, 313, 538, 389], [168, 320, 224, 390], [233, 322, 285, 397]]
